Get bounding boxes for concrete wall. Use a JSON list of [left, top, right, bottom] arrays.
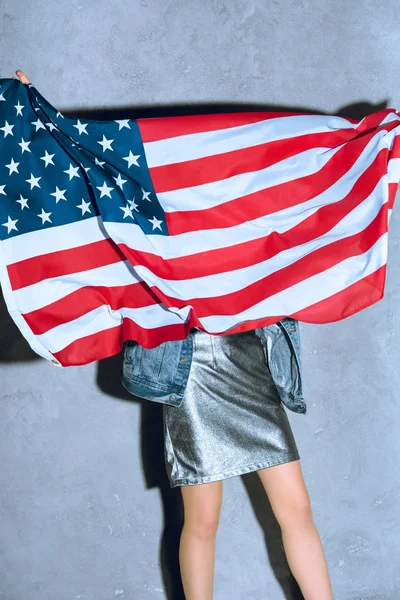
[[1, 1, 400, 598]]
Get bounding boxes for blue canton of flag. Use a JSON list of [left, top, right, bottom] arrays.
[[0, 79, 165, 240]]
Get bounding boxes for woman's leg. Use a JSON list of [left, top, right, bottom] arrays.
[[179, 479, 223, 600], [257, 459, 334, 600]]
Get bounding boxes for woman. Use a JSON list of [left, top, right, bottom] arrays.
[[121, 319, 334, 600], [15, 69, 334, 600]]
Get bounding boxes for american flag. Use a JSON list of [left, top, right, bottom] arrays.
[[0, 78, 399, 367]]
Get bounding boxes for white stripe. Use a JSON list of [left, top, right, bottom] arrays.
[[144, 114, 357, 167], [2, 216, 107, 263], [143, 111, 400, 168], [157, 146, 340, 212], [388, 157, 400, 183], [37, 303, 187, 354], [198, 234, 387, 331], [14, 260, 142, 314], [37, 229, 389, 353], [105, 133, 390, 260], [3, 122, 398, 266], [129, 176, 387, 302], [13, 173, 388, 318], [0, 227, 58, 364], [156, 124, 400, 213]]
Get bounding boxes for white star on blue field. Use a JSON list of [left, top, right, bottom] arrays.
[[0, 78, 166, 239]]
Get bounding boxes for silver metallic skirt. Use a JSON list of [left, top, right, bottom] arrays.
[[163, 328, 300, 488]]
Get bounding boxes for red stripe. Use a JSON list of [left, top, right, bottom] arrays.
[[16, 143, 389, 335], [10, 114, 397, 293], [19, 148, 388, 337], [203, 267, 386, 332], [52, 318, 191, 367], [139, 107, 394, 146], [140, 205, 387, 318], [148, 110, 396, 194], [19, 149, 386, 337], [355, 109, 399, 134], [116, 149, 387, 280], [291, 266, 385, 323], [165, 129, 388, 236], [7, 238, 124, 291], [137, 111, 306, 143], [149, 130, 354, 194], [23, 280, 160, 336], [9, 109, 399, 368], [50, 264, 386, 366], [21, 188, 388, 351], [391, 133, 400, 158], [145, 109, 397, 196]]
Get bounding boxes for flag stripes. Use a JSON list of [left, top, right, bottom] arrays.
[[1, 78, 399, 366]]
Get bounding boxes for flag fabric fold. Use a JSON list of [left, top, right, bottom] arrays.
[[0, 78, 399, 367]]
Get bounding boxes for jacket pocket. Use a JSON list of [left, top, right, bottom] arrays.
[[122, 338, 187, 394], [123, 340, 167, 381]]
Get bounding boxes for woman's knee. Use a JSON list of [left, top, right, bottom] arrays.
[[257, 460, 313, 529], [184, 512, 220, 540], [275, 493, 314, 528], [181, 481, 223, 539]]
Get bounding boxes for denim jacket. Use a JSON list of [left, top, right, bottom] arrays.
[[121, 318, 307, 415]]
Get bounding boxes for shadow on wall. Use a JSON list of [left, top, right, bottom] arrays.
[[60, 97, 390, 123], [0, 97, 390, 600], [0, 288, 40, 362]]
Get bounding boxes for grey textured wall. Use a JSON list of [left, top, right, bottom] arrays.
[[1, 1, 400, 599]]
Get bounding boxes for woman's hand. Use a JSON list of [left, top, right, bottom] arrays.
[[14, 70, 31, 85]]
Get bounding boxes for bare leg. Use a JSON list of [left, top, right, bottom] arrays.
[[257, 459, 334, 600], [179, 480, 223, 600]]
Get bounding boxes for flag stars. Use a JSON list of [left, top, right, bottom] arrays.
[[113, 173, 127, 189], [120, 205, 134, 220], [94, 157, 105, 168], [50, 186, 67, 203], [1, 121, 14, 137], [114, 119, 131, 130], [0, 93, 6, 102], [77, 199, 92, 216], [26, 173, 41, 190], [0, 185, 6, 196], [19, 137, 31, 153], [14, 101, 24, 116], [46, 122, 58, 132], [6, 158, 20, 175], [2, 216, 18, 234], [123, 151, 140, 168], [64, 163, 80, 180], [40, 150, 55, 167], [73, 119, 89, 135], [31, 118, 46, 132], [148, 216, 163, 231], [37, 209, 52, 224], [96, 181, 114, 198], [16, 194, 29, 210], [56, 111, 64, 119], [141, 187, 151, 201], [128, 198, 139, 212], [97, 135, 114, 152]]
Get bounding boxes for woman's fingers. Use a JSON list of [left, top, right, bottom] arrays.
[[15, 70, 31, 85]]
